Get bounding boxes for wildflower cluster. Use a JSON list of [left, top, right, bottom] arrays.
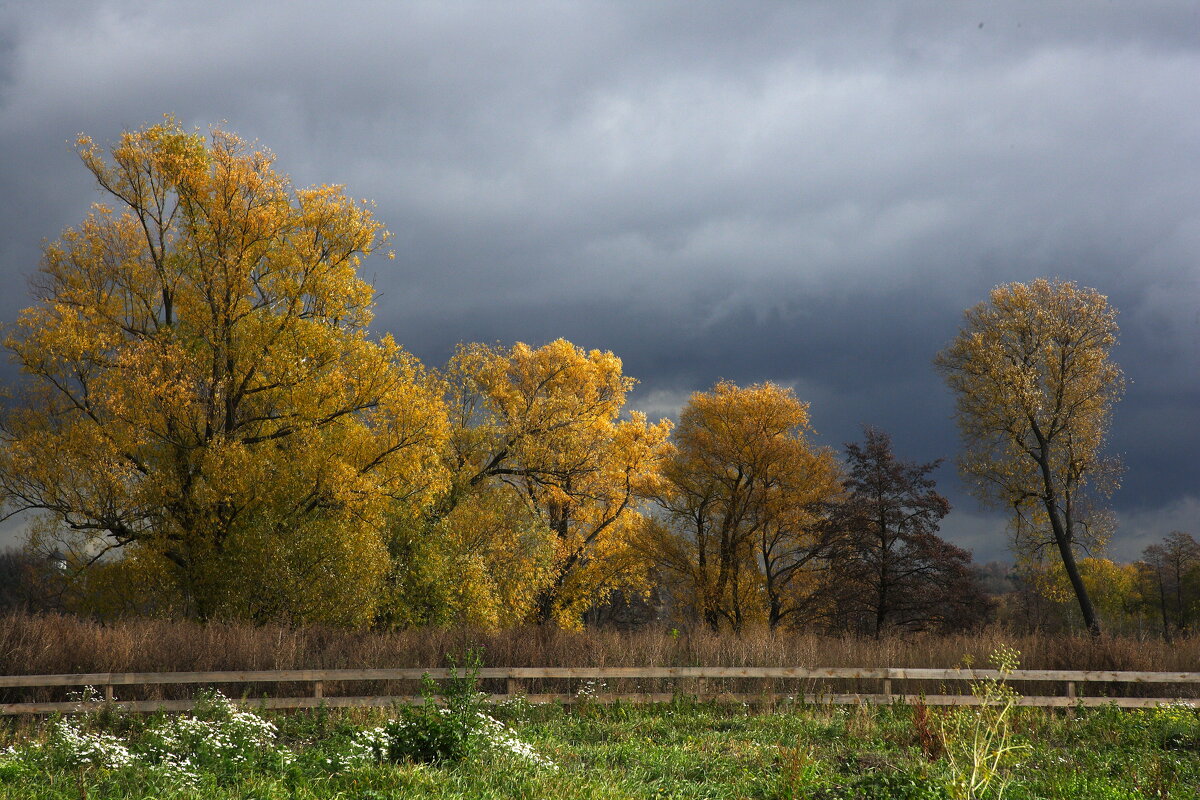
[[331, 661, 554, 771], [0, 689, 287, 787], [574, 680, 607, 700], [141, 690, 292, 779], [474, 711, 557, 769], [336, 709, 553, 770], [45, 718, 135, 770], [0, 663, 557, 787], [322, 650, 554, 771]]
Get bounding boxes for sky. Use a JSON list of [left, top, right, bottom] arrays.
[[0, 1, 1196, 563]]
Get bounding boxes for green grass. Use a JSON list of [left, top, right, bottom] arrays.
[[1, 696, 1198, 799]]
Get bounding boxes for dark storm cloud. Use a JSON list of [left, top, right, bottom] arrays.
[[0, 1, 1197, 561]]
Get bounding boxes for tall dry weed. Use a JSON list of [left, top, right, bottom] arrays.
[[2, 612, 1197, 703]]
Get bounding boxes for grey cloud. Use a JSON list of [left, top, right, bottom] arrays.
[[1, 0, 1196, 559]]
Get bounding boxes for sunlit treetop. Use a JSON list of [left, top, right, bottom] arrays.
[[0, 117, 447, 623]]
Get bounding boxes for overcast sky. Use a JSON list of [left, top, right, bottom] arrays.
[[0, 1, 1196, 563]]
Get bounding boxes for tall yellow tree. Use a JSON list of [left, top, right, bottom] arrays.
[[935, 278, 1124, 637], [0, 119, 448, 624], [644, 381, 841, 631], [404, 339, 671, 628]]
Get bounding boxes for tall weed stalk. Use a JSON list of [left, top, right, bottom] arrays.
[[940, 646, 1029, 800]]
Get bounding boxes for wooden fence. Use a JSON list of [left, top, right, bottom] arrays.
[[2, 666, 1199, 714]]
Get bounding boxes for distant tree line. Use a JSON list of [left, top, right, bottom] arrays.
[[989, 532, 1200, 639]]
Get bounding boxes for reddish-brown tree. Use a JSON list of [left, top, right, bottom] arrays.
[[826, 427, 989, 637]]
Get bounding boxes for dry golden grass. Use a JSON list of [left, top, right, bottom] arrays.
[[2, 612, 1196, 703]]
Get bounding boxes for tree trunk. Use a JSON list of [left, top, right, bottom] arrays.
[[1159, 576, 1173, 643], [1050, 520, 1101, 637], [1032, 424, 1102, 638], [768, 598, 784, 630]]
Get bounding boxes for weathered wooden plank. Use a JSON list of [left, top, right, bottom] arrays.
[[3, 692, 1195, 715], [488, 667, 894, 679], [883, 668, 1200, 683], [3, 665, 1200, 700], [3, 666, 1199, 688], [0, 668, 438, 687], [491, 666, 1200, 683]]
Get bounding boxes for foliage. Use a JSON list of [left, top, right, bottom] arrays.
[[1023, 556, 1145, 630], [1138, 531, 1200, 641], [0, 688, 289, 788], [376, 651, 490, 764], [383, 484, 559, 629], [825, 427, 989, 636], [644, 380, 842, 631], [404, 338, 672, 628], [323, 650, 553, 769], [935, 278, 1124, 637], [0, 549, 55, 613], [853, 769, 951, 800], [0, 118, 449, 625]]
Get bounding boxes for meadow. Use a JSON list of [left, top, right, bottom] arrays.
[[1, 678, 1198, 799], [2, 614, 1199, 798]]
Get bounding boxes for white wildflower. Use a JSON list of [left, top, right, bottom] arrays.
[[48, 718, 135, 770], [474, 712, 557, 770]]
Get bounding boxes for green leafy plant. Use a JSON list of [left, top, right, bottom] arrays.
[[940, 645, 1029, 799], [1146, 701, 1200, 751], [379, 649, 488, 763], [854, 769, 950, 800], [345, 649, 554, 769]]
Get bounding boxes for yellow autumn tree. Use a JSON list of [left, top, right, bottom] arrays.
[[382, 487, 558, 629], [405, 339, 672, 628], [1027, 557, 1144, 632], [643, 381, 842, 632], [935, 278, 1124, 637], [0, 118, 448, 624]]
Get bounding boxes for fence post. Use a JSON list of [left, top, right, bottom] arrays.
[[882, 678, 892, 701], [103, 685, 113, 703], [506, 677, 522, 697], [313, 681, 323, 700]]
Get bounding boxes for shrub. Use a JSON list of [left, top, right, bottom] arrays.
[[853, 769, 950, 800], [348, 650, 555, 768]]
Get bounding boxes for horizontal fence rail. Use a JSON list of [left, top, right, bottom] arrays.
[[2, 667, 1198, 714]]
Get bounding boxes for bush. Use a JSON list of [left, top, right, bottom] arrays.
[[853, 770, 950, 800], [347, 650, 555, 769]]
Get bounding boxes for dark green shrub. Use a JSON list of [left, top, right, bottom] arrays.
[[853, 770, 950, 800]]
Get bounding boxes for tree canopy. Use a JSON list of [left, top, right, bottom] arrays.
[[935, 278, 1124, 637], [644, 381, 841, 631], [5, 120, 1164, 638], [0, 118, 448, 623], [825, 427, 987, 637]]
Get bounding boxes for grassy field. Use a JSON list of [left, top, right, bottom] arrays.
[[3, 616, 1200, 798], [1, 679, 1198, 799]]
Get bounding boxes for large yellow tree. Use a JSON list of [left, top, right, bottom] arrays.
[[0, 119, 448, 624], [935, 278, 1124, 637], [644, 381, 841, 631], [415, 339, 672, 628]]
